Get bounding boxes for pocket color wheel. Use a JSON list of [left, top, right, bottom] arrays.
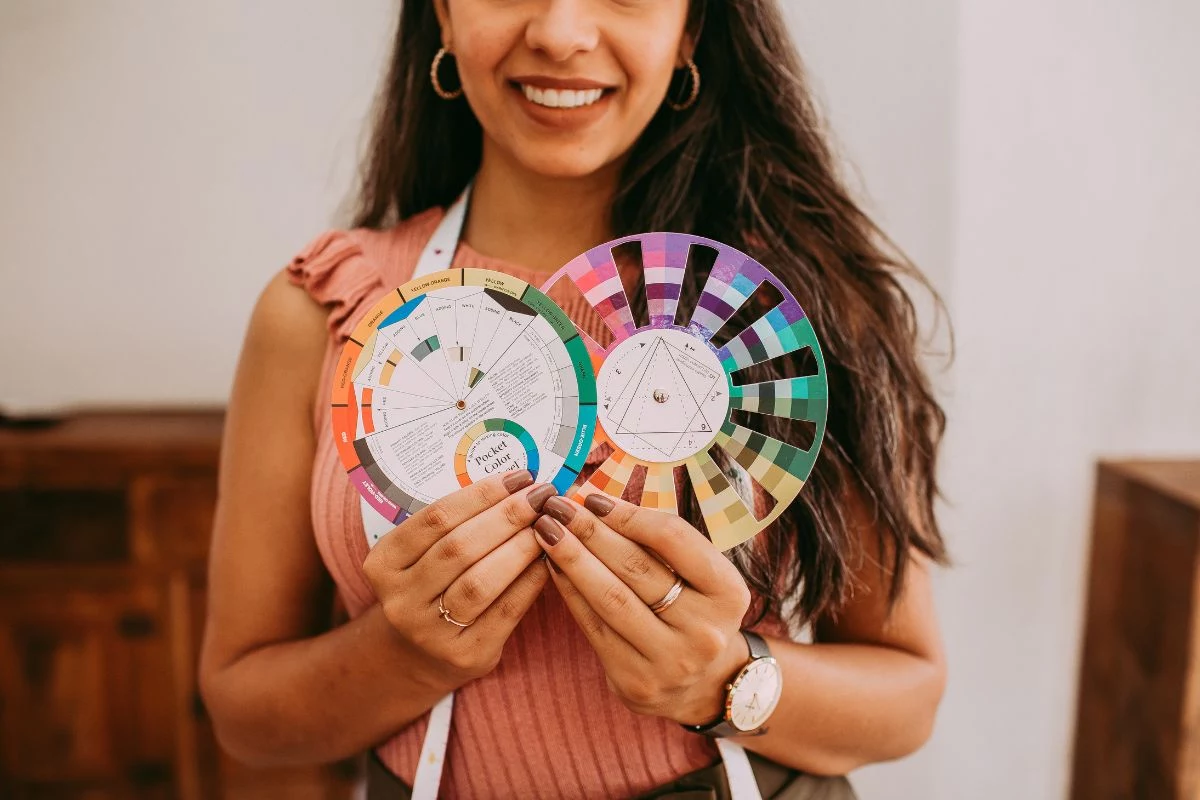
[[330, 268, 596, 526]]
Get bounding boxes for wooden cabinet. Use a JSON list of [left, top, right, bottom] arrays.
[[1071, 459, 1200, 800], [0, 569, 176, 797], [0, 411, 358, 799]]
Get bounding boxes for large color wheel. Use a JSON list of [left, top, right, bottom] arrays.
[[331, 268, 597, 526], [540, 233, 828, 551]]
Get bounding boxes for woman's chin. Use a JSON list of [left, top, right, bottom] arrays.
[[511, 151, 621, 183]]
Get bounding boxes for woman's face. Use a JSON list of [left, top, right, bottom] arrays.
[[435, 0, 692, 179]]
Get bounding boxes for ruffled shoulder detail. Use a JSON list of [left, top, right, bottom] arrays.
[[285, 208, 443, 344], [285, 229, 380, 344]]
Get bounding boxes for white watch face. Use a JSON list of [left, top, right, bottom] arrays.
[[729, 658, 782, 731]]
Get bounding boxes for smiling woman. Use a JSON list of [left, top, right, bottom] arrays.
[[198, 1, 950, 799]]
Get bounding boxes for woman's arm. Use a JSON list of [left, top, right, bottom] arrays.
[[739, 493, 947, 775], [197, 272, 453, 768]]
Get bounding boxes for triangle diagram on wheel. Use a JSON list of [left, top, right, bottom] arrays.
[[613, 339, 712, 441], [662, 340, 722, 410]]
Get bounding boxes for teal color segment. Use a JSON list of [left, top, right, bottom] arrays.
[[730, 273, 758, 297], [564, 336, 597, 403], [563, 406, 596, 473]]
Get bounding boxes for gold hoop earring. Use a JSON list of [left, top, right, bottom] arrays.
[[667, 58, 700, 111], [430, 46, 463, 100]]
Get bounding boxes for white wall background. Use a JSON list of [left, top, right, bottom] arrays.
[[932, 2, 1200, 798], [3, 2, 1199, 798], [0, 0, 396, 412]]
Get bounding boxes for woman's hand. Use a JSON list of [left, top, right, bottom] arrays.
[[532, 490, 753, 726], [363, 470, 556, 694]]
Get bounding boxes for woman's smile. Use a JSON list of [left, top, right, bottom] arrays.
[[508, 76, 616, 131]]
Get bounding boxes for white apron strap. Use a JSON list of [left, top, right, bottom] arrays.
[[717, 738, 764, 800], [360, 185, 471, 800], [413, 184, 473, 280]]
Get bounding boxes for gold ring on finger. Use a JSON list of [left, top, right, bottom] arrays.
[[438, 591, 476, 628], [648, 576, 685, 615]]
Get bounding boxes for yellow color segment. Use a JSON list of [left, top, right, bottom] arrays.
[[463, 268, 526, 299], [641, 462, 678, 514]]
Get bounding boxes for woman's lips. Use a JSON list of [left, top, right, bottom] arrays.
[[509, 75, 613, 90], [508, 80, 614, 130]]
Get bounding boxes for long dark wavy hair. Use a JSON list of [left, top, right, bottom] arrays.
[[353, 0, 952, 627]]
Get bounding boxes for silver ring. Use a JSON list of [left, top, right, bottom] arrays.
[[648, 576, 685, 614], [438, 592, 475, 628]]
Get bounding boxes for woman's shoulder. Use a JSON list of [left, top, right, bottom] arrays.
[[282, 207, 446, 342]]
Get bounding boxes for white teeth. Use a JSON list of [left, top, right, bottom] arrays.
[[520, 84, 604, 109]]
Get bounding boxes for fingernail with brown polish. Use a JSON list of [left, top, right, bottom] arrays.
[[526, 483, 557, 513], [503, 470, 534, 493], [534, 515, 563, 547], [584, 493, 615, 517], [543, 496, 576, 526]]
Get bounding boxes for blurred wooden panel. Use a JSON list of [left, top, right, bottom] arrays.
[[129, 474, 218, 569], [0, 411, 226, 490], [0, 571, 173, 796], [1070, 459, 1200, 800], [0, 410, 358, 799], [0, 490, 128, 562]]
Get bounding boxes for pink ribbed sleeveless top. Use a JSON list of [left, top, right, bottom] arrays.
[[285, 207, 788, 799]]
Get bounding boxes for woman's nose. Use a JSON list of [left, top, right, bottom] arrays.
[[524, 0, 601, 63]]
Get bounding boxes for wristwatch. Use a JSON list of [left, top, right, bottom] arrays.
[[682, 630, 782, 737]]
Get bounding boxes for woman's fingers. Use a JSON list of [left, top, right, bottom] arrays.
[[439, 529, 544, 625], [469, 546, 552, 637], [534, 504, 667, 657], [578, 489, 741, 602], [542, 544, 646, 668], [409, 482, 557, 597], [376, 469, 537, 569], [537, 493, 680, 612]]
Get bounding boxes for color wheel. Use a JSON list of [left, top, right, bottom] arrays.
[[539, 233, 828, 551], [331, 268, 597, 526]]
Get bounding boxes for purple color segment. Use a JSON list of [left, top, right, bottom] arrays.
[[697, 290, 736, 321], [349, 466, 402, 522], [641, 232, 688, 326], [733, 255, 772, 286], [775, 298, 806, 324], [665, 235, 691, 270], [645, 282, 682, 300], [642, 232, 666, 268], [586, 249, 620, 280], [705, 249, 742, 285], [700, 287, 734, 319]]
